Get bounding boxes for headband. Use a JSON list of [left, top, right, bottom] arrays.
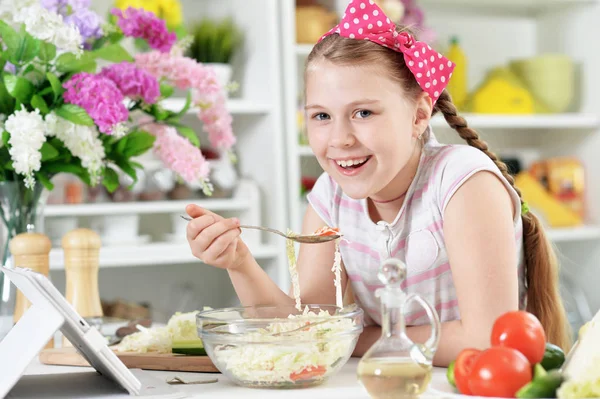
[[319, 0, 455, 104]]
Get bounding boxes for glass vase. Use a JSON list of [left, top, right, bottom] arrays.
[[0, 180, 47, 340]]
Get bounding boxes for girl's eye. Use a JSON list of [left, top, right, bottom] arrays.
[[355, 110, 372, 119], [313, 112, 330, 121]]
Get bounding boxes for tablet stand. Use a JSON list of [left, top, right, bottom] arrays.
[[0, 266, 186, 399], [0, 281, 64, 398]]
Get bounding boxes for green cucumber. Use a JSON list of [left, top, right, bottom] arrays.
[[516, 364, 564, 398], [447, 360, 456, 388], [171, 339, 207, 356], [541, 342, 566, 371]]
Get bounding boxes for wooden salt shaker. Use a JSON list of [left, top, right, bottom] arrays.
[[62, 228, 103, 346], [9, 230, 53, 348]]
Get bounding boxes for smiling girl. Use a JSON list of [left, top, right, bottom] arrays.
[[185, 0, 571, 365]]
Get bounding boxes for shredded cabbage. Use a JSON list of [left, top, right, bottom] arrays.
[[114, 308, 211, 353], [211, 308, 356, 385], [558, 356, 600, 398]]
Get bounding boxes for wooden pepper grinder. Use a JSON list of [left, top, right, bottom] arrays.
[[9, 229, 53, 348], [62, 228, 103, 346]]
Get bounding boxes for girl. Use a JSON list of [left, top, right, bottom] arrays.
[[185, 0, 570, 366]]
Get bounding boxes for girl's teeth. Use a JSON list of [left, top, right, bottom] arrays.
[[337, 158, 367, 167]]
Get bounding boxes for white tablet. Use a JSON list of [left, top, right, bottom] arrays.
[[0, 266, 141, 397]]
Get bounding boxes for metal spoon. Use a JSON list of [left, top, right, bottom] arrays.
[[179, 214, 341, 244]]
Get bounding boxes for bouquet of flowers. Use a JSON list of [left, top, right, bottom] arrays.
[[0, 0, 236, 197]]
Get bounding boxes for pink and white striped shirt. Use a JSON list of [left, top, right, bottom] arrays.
[[307, 130, 526, 327]]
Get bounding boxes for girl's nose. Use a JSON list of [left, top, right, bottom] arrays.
[[328, 120, 355, 148]]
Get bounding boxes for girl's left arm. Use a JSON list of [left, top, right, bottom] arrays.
[[353, 170, 519, 366]]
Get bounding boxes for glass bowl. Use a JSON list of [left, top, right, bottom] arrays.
[[196, 304, 364, 389]]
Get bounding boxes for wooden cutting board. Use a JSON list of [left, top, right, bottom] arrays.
[[39, 347, 220, 373]]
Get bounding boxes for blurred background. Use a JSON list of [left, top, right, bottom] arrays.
[[3, 0, 599, 336]]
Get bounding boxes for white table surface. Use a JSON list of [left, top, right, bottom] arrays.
[[21, 357, 458, 399]]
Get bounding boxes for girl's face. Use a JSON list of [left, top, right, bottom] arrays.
[[305, 60, 430, 200]]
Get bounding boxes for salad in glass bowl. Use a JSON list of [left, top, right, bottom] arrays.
[[196, 304, 364, 388]]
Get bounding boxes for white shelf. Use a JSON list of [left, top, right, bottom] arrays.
[[546, 226, 600, 242], [295, 44, 314, 57], [430, 113, 600, 130], [298, 145, 314, 156], [419, 0, 596, 16], [161, 98, 271, 115], [49, 242, 278, 269], [44, 198, 250, 217]]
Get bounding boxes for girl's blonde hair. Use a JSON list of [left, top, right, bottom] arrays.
[[306, 29, 572, 351]]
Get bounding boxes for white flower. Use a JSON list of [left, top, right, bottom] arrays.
[[0, 114, 5, 149], [45, 113, 105, 185], [53, 22, 84, 56], [5, 106, 47, 189], [11, 3, 83, 57], [111, 123, 129, 138], [0, 0, 37, 24]]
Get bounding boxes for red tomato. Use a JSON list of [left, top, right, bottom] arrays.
[[469, 346, 532, 398], [290, 365, 327, 381], [454, 348, 482, 395], [491, 310, 546, 364], [314, 226, 340, 236]]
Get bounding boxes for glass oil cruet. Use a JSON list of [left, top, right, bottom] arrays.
[[357, 257, 441, 399]]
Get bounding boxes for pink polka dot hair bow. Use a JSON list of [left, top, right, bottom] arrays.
[[319, 0, 455, 104]]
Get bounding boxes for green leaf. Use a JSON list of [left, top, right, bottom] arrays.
[[0, 79, 15, 115], [38, 42, 57, 62], [55, 104, 94, 126], [3, 74, 34, 104], [7, 27, 40, 65], [31, 94, 50, 115], [1, 131, 9, 147], [130, 161, 144, 169], [46, 72, 64, 101], [40, 142, 59, 161], [174, 91, 192, 118], [122, 131, 156, 158], [55, 52, 97, 73], [115, 158, 137, 181], [92, 43, 133, 62], [102, 167, 119, 193], [43, 161, 91, 185], [160, 83, 174, 98], [171, 123, 200, 147], [151, 104, 171, 121], [0, 21, 20, 55], [115, 135, 128, 156], [4, 160, 14, 171], [34, 172, 54, 191]]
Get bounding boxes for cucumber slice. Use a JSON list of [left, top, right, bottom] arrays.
[[172, 339, 207, 356]]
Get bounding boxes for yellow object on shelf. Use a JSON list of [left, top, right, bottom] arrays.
[[515, 172, 583, 228], [445, 36, 468, 110], [467, 68, 534, 114]]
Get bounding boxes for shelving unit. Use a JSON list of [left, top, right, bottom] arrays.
[[161, 98, 272, 115], [281, 0, 600, 323], [41, 0, 291, 314], [49, 242, 279, 270]]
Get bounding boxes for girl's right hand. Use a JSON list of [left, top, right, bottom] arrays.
[[185, 204, 249, 270]]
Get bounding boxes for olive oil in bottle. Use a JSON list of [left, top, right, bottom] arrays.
[[357, 258, 441, 399], [358, 358, 432, 399]]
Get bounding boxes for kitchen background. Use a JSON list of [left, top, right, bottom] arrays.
[[2, 0, 599, 336]]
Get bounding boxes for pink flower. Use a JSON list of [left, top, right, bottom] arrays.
[[195, 93, 236, 149], [150, 124, 210, 184], [135, 51, 236, 150], [111, 7, 176, 53], [100, 62, 160, 104], [63, 72, 128, 134]]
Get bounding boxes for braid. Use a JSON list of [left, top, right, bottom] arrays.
[[433, 91, 523, 201], [433, 89, 571, 350]]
